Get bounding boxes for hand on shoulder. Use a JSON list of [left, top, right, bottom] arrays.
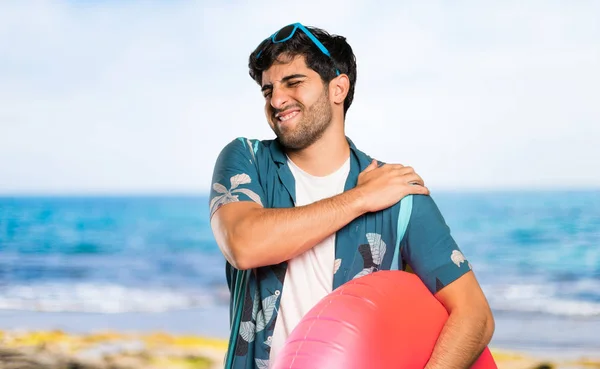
[[354, 160, 430, 213]]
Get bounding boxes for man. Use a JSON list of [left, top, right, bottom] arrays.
[[209, 23, 494, 369]]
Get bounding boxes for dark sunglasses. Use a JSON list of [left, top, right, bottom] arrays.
[[255, 23, 340, 76]]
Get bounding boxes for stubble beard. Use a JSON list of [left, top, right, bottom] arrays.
[[272, 90, 333, 151]]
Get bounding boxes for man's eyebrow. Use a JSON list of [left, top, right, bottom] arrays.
[[261, 74, 307, 92]]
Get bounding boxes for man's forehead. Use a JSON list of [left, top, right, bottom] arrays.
[[261, 55, 311, 84]]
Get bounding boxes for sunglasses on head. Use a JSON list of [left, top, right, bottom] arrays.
[[255, 22, 340, 76]]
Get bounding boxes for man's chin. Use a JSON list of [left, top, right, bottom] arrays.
[[285, 139, 321, 152], [276, 136, 306, 151]]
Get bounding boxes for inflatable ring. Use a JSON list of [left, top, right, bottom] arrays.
[[271, 270, 496, 369]]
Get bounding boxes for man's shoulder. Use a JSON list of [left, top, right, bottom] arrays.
[[221, 136, 276, 150], [406, 194, 449, 232], [411, 194, 441, 212], [216, 137, 277, 161]]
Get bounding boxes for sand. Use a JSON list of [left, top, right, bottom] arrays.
[[0, 330, 227, 369], [0, 309, 598, 368], [1, 329, 599, 369]]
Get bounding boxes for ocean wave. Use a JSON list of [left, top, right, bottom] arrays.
[[483, 282, 600, 317], [0, 283, 229, 314]]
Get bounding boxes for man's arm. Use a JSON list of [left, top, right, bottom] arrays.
[[400, 194, 494, 368], [425, 271, 495, 369], [211, 159, 429, 270], [211, 189, 363, 270]]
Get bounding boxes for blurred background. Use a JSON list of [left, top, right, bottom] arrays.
[[1, 1, 599, 368]]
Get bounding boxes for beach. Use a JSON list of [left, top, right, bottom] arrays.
[[0, 308, 599, 368], [1, 330, 598, 369], [2, 332, 597, 369], [1, 193, 599, 368]]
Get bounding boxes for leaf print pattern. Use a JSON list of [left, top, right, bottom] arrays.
[[256, 294, 278, 332], [213, 183, 228, 194], [333, 258, 342, 274], [451, 250, 466, 267], [366, 233, 386, 265], [240, 321, 256, 342], [357, 244, 376, 269], [235, 188, 263, 205], [210, 173, 263, 216], [255, 359, 270, 369], [209, 190, 238, 216], [353, 233, 387, 279], [353, 267, 374, 279], [251, 287, 260, 321], [231, 173, 251, 189]]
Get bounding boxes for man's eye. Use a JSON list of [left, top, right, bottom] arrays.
[[263, 92, 271, 98], [288, 81, 301, 86]]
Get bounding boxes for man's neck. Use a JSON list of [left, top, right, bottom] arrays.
[[286, 125, 350, 177]]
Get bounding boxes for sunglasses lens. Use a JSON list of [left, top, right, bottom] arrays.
[[255, 38, 270, 57], [273, 24, 295, 42]]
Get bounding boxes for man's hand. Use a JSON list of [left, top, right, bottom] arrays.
[[212, 159, 430, 270], [354, 159, 430, 213]]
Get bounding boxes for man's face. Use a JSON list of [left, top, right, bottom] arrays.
[[260, 55, 332, 150]]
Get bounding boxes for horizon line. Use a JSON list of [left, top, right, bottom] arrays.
[[1, 186, 599, 198]]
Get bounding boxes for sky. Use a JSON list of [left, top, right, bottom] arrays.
[[1, 0, 599, 194]]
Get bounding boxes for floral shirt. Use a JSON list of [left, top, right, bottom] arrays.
[[209, 137, 472, 369]]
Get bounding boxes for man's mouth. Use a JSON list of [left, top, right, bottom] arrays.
[[275, 109, 301, 122]]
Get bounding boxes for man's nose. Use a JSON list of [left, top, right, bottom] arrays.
[[270, 87, 289, 110]]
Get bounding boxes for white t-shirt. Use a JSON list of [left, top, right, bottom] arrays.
[[269, 155, 351, 364]]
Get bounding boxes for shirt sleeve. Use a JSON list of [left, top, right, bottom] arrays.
[[209, 137, 266, 219], [400, 194, 472, 294]]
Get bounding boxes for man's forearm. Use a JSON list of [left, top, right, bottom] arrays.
[[230, 188, 366, 269], [424, 310, 494, 369]]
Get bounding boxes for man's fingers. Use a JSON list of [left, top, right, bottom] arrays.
[[363, 159, 378, 173], [386, 164, 406, 171], [412, 173, 425, 186], [407, 184, 430, 196], [416, 186, 430, 196], [393, 166, 414, 176], [401, 173, 424, 186]]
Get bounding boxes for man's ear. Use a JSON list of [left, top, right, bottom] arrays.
[[329, 74, 350, 106]]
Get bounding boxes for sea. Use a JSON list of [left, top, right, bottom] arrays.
[[0, 191, 599, 355]]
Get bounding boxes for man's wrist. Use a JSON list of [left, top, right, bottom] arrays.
[[343, 187, 367, 216]]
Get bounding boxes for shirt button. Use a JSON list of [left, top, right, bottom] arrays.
[[274, 290, 280, 296], [267, 336, 272, 342]]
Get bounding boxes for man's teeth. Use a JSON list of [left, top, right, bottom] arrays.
[[279, 111, 299, 122]]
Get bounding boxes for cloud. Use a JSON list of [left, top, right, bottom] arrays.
[[0, 0, 598, 194]]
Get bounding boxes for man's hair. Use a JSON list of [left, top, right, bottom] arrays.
[[248, 25, 357, 116]]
